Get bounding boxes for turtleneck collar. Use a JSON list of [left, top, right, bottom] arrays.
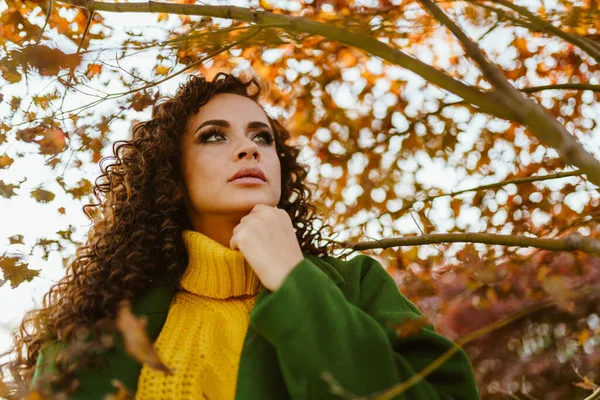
[[179, 229, 262, 299]]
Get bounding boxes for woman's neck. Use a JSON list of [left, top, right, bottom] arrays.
[[188, 211, 247, 248]]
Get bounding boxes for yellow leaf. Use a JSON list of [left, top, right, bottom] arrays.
[[116, 302, 172, 374], [155, 65, 170, 76], [259, 0, 272, 10], [578, 329, 590, 345], [157, 13, 169, 22]]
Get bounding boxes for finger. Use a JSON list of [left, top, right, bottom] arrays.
[[230, 233, 237, 250]]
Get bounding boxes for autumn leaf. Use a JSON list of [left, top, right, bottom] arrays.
[[573, 375, 598, 391], [0, 380, 9, 397], [155, 65, 170, 76], [65, 178, 92, 199], [20, 45, 82, 76], [103, 379, 134, 400], [37, 127, 68, 155], [0, 155, 13, 169], [0, 256, 40, 288], [387, 316, 431, 338], [130, 91, 157, 112], [115, 302, 171, 374], [86, 63, 102, 78], [0, 180, 19, 198], [541, 274, 575, 312], [16, 126, 42, 143], [8, 234, 24, 244], [31, 188, 55, 203], [26, 391, 48, 400]]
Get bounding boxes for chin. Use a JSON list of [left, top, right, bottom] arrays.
[[227, 195, 277, 210]]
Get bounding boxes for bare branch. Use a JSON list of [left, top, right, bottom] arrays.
[[337, 232, 600, 257]]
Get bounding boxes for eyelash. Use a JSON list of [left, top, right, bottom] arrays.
[[198, 128, 275, 145]]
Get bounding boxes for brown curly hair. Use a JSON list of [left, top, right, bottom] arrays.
[[1, 72, 333, 397]]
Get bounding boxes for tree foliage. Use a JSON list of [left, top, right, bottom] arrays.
[[1, 0, 600, 398]]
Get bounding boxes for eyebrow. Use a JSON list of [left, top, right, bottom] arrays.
[[193, 119, 271, 135]]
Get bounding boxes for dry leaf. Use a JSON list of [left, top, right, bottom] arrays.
[[0, 256, 40, 288], [573, 375, 598, 391], [103, 379, 134, 400], [115, 302, 171, 374], [31, 188, 55, 203], [387, 316, 430, 338]]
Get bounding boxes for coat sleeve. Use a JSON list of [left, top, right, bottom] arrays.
[[248, 255, 480, 400]]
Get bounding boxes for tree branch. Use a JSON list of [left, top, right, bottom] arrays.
[[393, 169, 584, 215], [521, 83, 600, 93], [52, 0, 600, 188], [337, 232, 600, 257], [415, 0, 600, 188], [483, 0, 600, 64], [56, 0, 515, 120]]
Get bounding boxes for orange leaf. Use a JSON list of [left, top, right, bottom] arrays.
[[116, 302, 172, 374], [104, 379, 134, 400], [37, 128, 67, 155], [388, 316, 431, 338], [0, 155, 13, 169], [86, 63, 102, 78]]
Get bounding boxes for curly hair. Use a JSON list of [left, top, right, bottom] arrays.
[[1, 72, 333, 397]]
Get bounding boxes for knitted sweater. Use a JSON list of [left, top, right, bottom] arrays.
[[136, 229, 263, 399]]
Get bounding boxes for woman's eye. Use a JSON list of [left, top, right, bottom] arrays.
[[199, 129, 225, 143], [255, 131, 274, 145]]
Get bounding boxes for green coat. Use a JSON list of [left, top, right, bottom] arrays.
[[32, 253, 480, 399]]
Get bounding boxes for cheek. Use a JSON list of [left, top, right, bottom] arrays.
[[182, 151, 214, 190]]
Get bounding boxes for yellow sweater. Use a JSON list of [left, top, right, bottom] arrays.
[[136, 229, 263, 399]]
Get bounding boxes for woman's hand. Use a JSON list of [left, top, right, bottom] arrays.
[[230, 204, 304, 291]]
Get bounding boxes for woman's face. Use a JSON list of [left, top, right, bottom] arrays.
[[179, 93, 282, 219]]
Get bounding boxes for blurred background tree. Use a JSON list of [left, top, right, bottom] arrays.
[[1, 0, 600, 398]]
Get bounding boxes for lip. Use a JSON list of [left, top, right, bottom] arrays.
[[229, 166, 267, 182]]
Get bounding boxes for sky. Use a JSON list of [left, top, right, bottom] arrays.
[[1, 0, 599, 369]]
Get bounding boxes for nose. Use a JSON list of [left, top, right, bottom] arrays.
[[236, 137, 260, 161]]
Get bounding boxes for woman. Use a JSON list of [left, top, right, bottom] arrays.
[[3, 73, 479, 399]]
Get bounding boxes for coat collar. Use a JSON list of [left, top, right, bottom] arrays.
[[133, 252, 344, 317]]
